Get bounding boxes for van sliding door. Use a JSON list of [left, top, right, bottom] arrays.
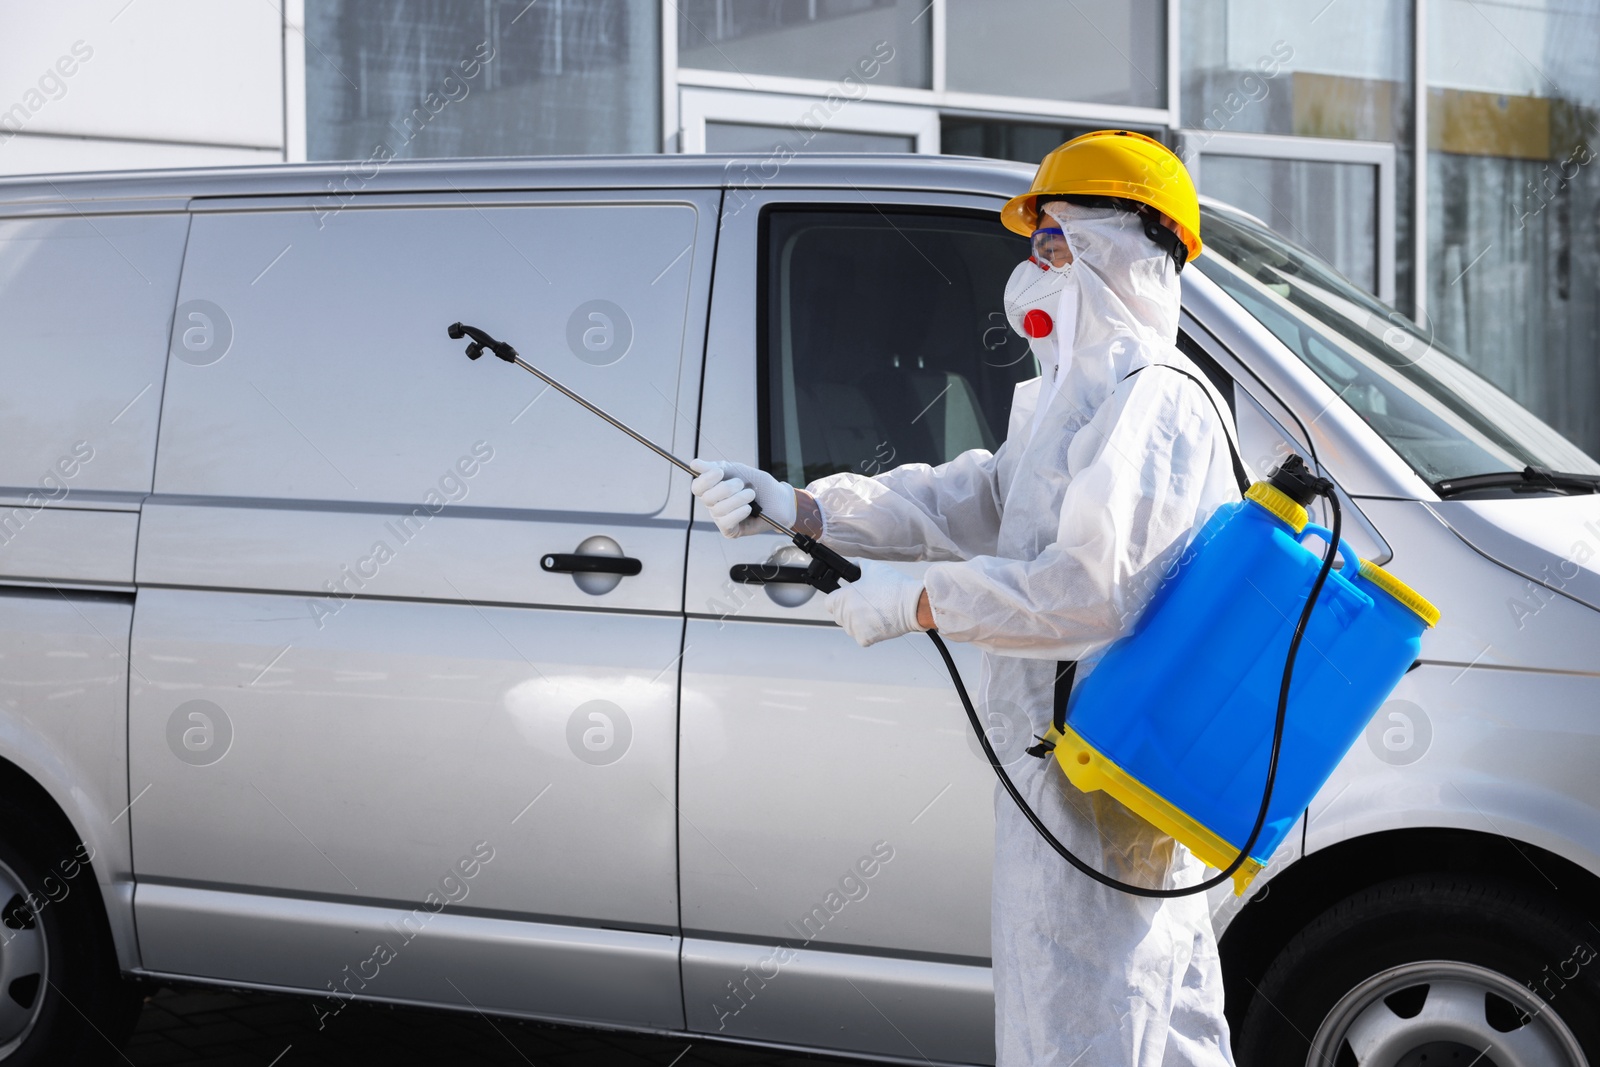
[[128, 191, 716, 1029]]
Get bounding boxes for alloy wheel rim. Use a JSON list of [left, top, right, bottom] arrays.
[[1309, 959, 1588, 1067], [0, 858, 48, 1056]]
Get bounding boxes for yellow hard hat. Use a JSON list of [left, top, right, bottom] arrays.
[[1001, 130, 1202, 262]]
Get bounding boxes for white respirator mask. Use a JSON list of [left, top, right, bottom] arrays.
[[1004, 253, 1078, 377]]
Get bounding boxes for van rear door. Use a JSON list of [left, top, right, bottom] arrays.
[[0, 206, 189, 971]]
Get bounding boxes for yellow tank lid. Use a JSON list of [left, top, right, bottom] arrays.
[[1356, 559, 1441, 628], [1245, 481, 1309, 532]]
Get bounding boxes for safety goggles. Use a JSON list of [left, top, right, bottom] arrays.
[[1030, 226, 1071, 270]]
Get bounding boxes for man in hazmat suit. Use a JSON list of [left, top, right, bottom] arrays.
[[690, 131, 1242, 1065]]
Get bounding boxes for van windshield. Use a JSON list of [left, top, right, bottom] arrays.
[[1193, 206, 1600, 489]]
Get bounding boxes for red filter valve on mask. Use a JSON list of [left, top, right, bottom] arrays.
[[1023, 309, 1053, 338]]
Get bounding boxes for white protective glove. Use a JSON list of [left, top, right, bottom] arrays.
[[823, 559, 926, 647], [689, 459, 798, 538]]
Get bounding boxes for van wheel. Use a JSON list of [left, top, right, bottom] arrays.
[[1236, 875, 1599, 1067], [0, 814, 141, 1065]]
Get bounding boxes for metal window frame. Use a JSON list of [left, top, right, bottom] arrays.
[[661, 0, 680, 152], [282, 0, 307, 162], [665, 0, 1178, 148], [1166, 0, 1180, 130], [1180, 130, 1398, 303], [674, 68, 1173, 129], [678, 86, 941, 154], [1413, 0, 1428, 318]]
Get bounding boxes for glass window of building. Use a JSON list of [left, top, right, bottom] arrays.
[[942, 119, 1133, 164], [945, 0, 1165, 108], [1199, 155, 1380, 294], [1427, 0, 1600, 457], [707, 123, 914, 154], [305, 0, 660, 160], [1181, 0, 1414, 309], [677, 0, 929, 89], [1180, 1, 1411, 140]]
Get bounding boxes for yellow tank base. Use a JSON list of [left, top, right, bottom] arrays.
[[1046, 724, 1266, 896]]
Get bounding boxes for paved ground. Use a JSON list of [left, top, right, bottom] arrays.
[[125, 983, 881, 1067]]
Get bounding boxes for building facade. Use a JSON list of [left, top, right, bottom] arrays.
[[2, 0, 1595, 456]]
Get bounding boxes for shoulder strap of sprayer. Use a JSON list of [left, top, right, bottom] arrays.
[[1131, 362, 1253, 496], [1025, 362, 1252, 760]]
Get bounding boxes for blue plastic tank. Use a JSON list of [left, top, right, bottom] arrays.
[[1052, 480, 1439, 894]]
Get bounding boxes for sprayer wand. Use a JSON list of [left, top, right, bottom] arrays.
[[447, 322, 861, 592]]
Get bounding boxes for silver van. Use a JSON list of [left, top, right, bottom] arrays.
[[1, 155, 1598, 1067]]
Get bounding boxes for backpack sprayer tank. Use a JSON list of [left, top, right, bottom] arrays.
[[1035, 458, 1439, 894]]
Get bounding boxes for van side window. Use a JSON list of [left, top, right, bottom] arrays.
[[154, 202, 701, 515], [0, 215, 187, 496], [759, 209, 1034, 486]]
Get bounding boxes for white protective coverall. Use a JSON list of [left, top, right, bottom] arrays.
[[806, 202, 1242, 1065]]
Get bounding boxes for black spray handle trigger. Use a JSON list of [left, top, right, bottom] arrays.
[[792, 533, 861, 593]]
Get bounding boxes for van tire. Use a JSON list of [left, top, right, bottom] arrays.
[[1236, 875, 1600, 1067], [0, 806, 141, 1065]]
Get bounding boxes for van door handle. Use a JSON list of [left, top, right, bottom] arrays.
[[730, 563, 812, 585], [541, 553, 642, 576]]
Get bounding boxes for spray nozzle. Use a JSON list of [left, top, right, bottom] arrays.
[[449, 322, 518, 364]]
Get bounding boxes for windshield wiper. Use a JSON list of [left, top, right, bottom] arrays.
[[1435, 465, 1600, 498]]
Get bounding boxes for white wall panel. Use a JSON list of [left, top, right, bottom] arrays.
[[0, 1, 282, 150], [0, 134, 279, 177]]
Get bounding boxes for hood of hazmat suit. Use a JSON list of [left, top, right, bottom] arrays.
[[808, 200, 1244, 1066]]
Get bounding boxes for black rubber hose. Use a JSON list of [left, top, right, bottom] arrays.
[[931, 488, 1343, 898]]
